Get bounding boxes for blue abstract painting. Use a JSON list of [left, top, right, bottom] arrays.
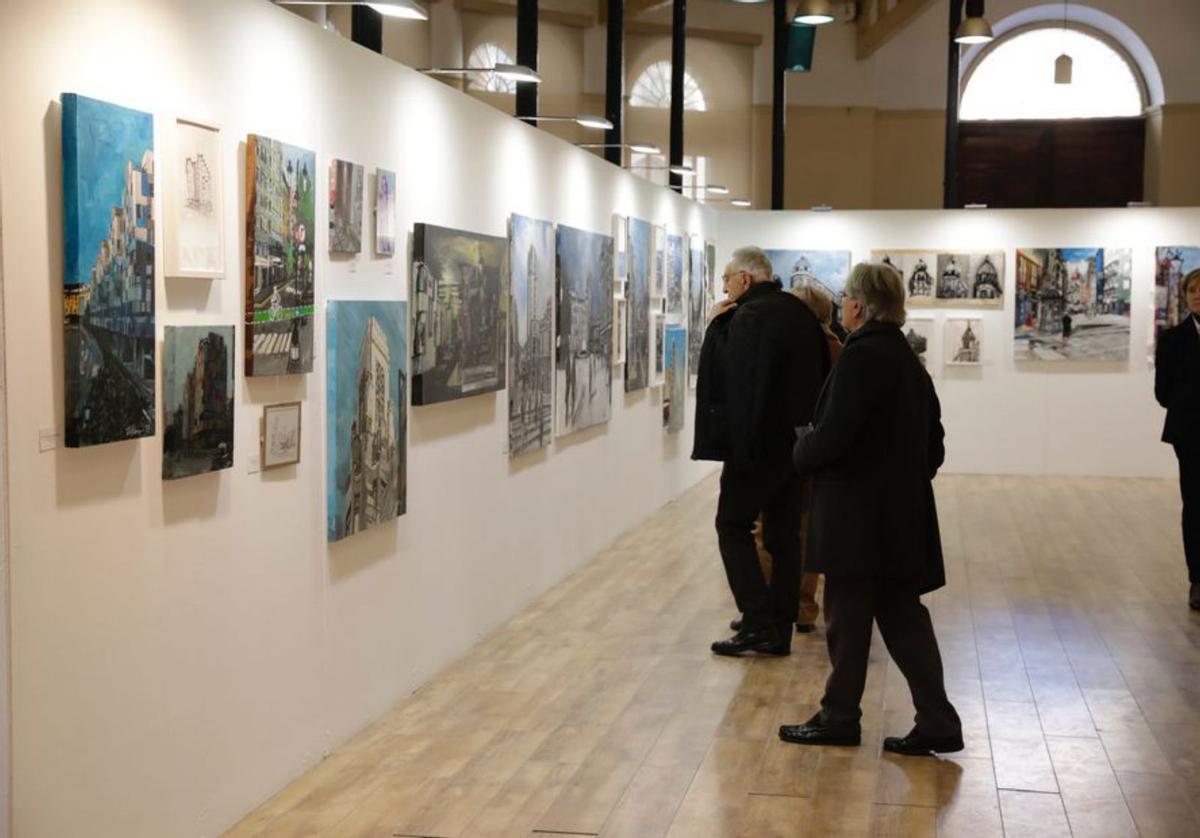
[[664, 325, 687, 432]]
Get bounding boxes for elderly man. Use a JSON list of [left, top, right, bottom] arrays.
[[779, 262, 962, 756], [693, 246, 829, 656]]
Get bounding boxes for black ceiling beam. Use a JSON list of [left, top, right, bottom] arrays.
[[351, 5, 383, 54], [604, 0, 625, 165], [516, 0, 539, 119], [669, 0, 686, 192]]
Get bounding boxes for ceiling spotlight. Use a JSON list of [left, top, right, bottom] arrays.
[[954, 0, 994, 44], [731, 198, 752, 208], [574, 114, 614, 130], [1055, 53, 1073, 84], [419, 63, 542, 84], [706, 184, 730, 195], [729, 0, 770, 4], [668, 163, 694, 176], [794, 0, 836, 26], [628, 142, 661, 155], [367, 0, 427, 20]]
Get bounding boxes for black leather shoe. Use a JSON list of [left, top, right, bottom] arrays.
[[882, 728, 964, 756], [795, 623, 816, 634], [730, 617, 743, 632], [711, 626, 789, 657], [779, 719, 861, 747], [1189, 583, 1200, 611]]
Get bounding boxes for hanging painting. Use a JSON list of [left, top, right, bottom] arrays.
[[329, 158, 364, 254], [326, 300, 408, 542], [375, 168, 396, 256], [945, 318, 982, 366], [688, 239, 706, 379], [664, 325, 687, 432], [872, 249, 1005, 307], [667, 234, 684, 319], [165, 118, 223, 279], [262, 401, 301, 470], [653, 224, 666, 297], [62, 93, 156, 447], [508, 214, 555, 457], [556, 223, 614, 436], [245, 134, 315, 376], [765, 249, 851, 323], [411, 223, 508, 405], [162, 326, 234, 479], [651, 311, 666, 387], [626, 217, 652, 392], [904, 318, 936, 369], [1155, 246, 1200, 344]]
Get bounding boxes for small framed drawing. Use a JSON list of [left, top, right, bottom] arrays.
[[165, 117, 224, 279], [945, 317, 982, 365], [262, 401, 302, 469]]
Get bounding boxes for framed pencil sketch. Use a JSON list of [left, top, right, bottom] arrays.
[[262, 401, 302, 469], [165, 117, 224, 279]]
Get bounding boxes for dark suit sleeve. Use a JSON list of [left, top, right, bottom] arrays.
[[926, 372, 945, 478], [1155, 327, 1174, 409], [792, 342, 879, 473], [724, 308, 767, 465]]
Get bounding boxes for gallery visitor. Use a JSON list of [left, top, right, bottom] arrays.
[[780, 262, 963, 756], [692, 246, 829, 657], [1154, 267, 1200, 611]]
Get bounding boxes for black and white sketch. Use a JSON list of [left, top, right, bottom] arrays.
[[626, 218, 652, 391], [556, 224, 613, 436], [508, 214, 555, 457], [946, 318, 982, 365]]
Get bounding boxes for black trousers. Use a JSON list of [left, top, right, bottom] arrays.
[[819, 574, 961, 738], [715, 461, 804, 631], [1175, 445, 1200, 583]]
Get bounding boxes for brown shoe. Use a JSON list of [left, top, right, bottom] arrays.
[[1190, 582, 1200, 611]]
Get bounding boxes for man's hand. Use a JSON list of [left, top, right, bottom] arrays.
[[709, 299, 737, 322]]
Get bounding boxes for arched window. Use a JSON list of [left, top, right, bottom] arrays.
[[961, 26, 1144, 120], [466, 42, 516, 94], [629, 62, 707, 112]]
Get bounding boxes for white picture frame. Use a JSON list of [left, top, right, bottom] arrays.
[[261, 401, 302, 469], [165, 117, 224, 279]]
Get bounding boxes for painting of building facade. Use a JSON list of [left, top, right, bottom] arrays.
[[162, 326, 234, 479], [411, 223, 508, 405], [375, 168, 396, 256], [765, 249, 851, 321], [329, 158, 363, 254], [626, 218, 652, 392], [667, 234, 684, 318], [327, 300, 407, 542], [1014, 248, 1131, 361], [1155, 246, 1200, 341], [945, 318, 982, 365], [688, 241, 706, 379], [166, 118, 223, 278], [873, 249, 1004, 307], [904, 319, 935, 368], [556, 224, 613, 436], [62, 93, 156, 447], [664, 325, 687, 432], [245, 134, 315, 376], [508, 214, 555, 457]]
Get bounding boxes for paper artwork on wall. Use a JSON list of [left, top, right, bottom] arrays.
[[329, 158, 364, 254], [903, 318, 935, 368], [326, 300, 408, 542], [651, 311, 666, 387], [245, 134, 315, 376], [556, 223, 614, 437], [62, 93, 156, 447], [411, 223, 508, 405], [262, 401, 301, 469], [873, 249, 1004, 307], [1014, 248, 1131, 362], [165, 118, 223, 278], [508, 214, 555, 458], [945, 318, 982, 366], [1155, 246, 1200, 342], [664, 325, 687, 432], [162, 326, 234, 480], [667, 234, 684, 318], [375, 168, 396, 256], [688, 240, 706, 380], [626, 218, 652, 392]]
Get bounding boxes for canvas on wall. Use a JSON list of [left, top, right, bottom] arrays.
[[62, 93, 156, 447], [556, 223, 614, 437], [509, 214, 555, 457], [653, 224, 666, 297], [1014, 248, 1131, 362], [326, 300, 408, 542], [705, 241, 717, 317], [688, 240, 706, 380], [411, 223, 508, 405], [626, 218, 652, 392], [764, 249, 851, 322], [667, 234, 684, 319], [166, 118, 223, 278], [872, 249, 1005, 307], [945, 318, 982, 365], [664, 325, 687, 432], [245, 134, 315, 376], [904, 318, 935, 368], [162, 326, 234, 480], [375, 168, 396, 257], [651, 311, 666, 387], [329, 158, 364, 254], [1155, 246, 1200, 341]]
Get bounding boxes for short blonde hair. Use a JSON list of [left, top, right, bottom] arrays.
[[727, 246, 774, 284], [844, 262, 906, 326], [791, 283, 834, 329]]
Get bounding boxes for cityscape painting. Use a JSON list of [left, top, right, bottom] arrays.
[[326, 300, 407, 542], [667, 234, 684, 318], [653, 225, 666, 297], [162, 326, 234, 480], [651, 311, 666, 387], [508, 214, 555, 457], [945, 318, 982, 365], [411, 223, 508, 405], [1014, 248, 1132, 362], [904, 318, 935, 369], [165, 118, 223, 278], [245, 134, 315, 376], [375, 168, 396, 256], [1155, 246, 1200, 342], [62, 93, 156, 447], [765, 249, 851, 321], [329, 158, 364, 254], [556, 224, 613, 437], [688, 240, 705, 379], [626, 218, 652, 392], [873, 249, 1005, 307], [664, 325, 687, 432]]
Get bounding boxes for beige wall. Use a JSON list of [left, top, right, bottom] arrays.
[[1151, 104, 1200, 207]]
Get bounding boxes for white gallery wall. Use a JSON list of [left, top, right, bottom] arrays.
[[720, 208, 1199, 479], [0, 0, 716, 835]]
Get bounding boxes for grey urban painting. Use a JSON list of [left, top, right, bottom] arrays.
[[329, 158, 364, 254], [626, 218, 652, 392], [509, 214, 555, 457], [688, 241, 705, 378], [556, 224, 613, 436], [162, 326, 234, 480], [411, 223, 509, 405], [667, 234, 684, 318], [872, 249, 1005, 307]]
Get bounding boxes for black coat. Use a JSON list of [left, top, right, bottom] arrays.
[[1154, 315, 1200, 449], [793, 321, 946, 593], [692, 282, 829, 466]]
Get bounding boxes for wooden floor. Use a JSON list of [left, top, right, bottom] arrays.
[[227, 475, 1200, 837]]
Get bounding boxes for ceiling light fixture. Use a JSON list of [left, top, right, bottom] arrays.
[[730, 198, 752, 208], [520, 114, 613, 130], [576, 142, 663, 155], [418, 63, 542, 84], [275, 0, 428, 22], [954, 0, 994, 45], [794, 0, 836, 26], [1055, 0, 1073, 84]]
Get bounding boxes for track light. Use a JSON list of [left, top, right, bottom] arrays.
[[954, 0, 994, 45], [576, 142, 663, 155], [520, 114, 613, 130], [274, 0, 428, 21], [419, 63, 542, 84], [730, 198, 752, 208], [794, 0, 835, 26]]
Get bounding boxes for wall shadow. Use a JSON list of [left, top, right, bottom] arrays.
[[508, 443, 549, 476], [554, 420, 607, 453], [410, 392, 498, 444], [161, 468, 223, 524], [327, 519, 398, 583], [163, 276, 219, 311]]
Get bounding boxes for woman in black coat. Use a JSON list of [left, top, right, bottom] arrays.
[[1154, 267, 1200, 610], [778, 262, 963, 757]]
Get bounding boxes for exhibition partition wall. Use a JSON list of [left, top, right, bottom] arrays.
[[720, 208, 1200, 478], [0, 0, 716, 835]]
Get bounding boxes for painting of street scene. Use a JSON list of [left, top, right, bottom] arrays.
[[556, 224, 613, 437], [1015, 248, 1131, 362], [688, 240, 706, 380], [411, 223, 508, 405], [945, 318, 982, 366], [1155, 246, 1200, 344], [667, 234, 684, 318], [162, 326, 234, 480], [375, 168, 396, 256], [765, 250, 851, 321], [327, 300, 407, 542], [626, 218, 652, 392], [62, 93, 156, 447], [664, 325, 687, 432], [245, 134, 315, 376], [329, 158, 363, 254], [508, 214, 555, 457]]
